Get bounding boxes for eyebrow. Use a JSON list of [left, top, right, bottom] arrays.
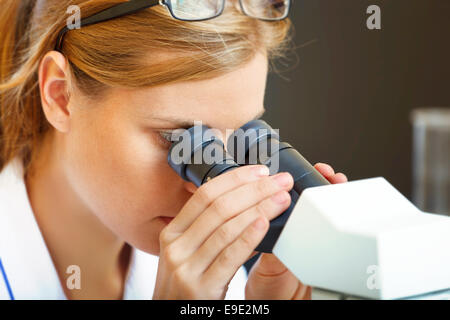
[[150, 108, 267, 130]]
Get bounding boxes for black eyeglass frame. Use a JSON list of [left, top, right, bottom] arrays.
[[54, 0, 291, 52]]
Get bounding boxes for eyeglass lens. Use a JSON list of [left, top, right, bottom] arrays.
[[168, 0, 224, 20], [167, 0, 289, 21], [241, 0, 289, 20]]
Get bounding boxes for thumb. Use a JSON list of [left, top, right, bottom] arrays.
[[246, 253, 299, 299], [253, 253, 288, 276]]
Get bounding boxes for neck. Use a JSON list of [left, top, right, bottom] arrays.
[[25, 132, 131, 299]]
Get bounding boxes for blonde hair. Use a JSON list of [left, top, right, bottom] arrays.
[[0, 0, 292, 175]]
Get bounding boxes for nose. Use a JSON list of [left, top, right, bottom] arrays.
[[184, 181, 198, 194]]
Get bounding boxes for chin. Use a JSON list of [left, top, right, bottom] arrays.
[[124, 222, 166, 256]]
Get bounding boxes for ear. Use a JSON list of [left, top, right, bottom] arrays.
[[38, 51, 71, 133]]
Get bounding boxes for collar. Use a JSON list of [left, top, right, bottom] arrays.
[[0, 157, 65, 299], [0, 157, 155, 299]]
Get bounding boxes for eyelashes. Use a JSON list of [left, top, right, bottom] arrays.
[[159, 128, 186, 142], [155, 131, 174, 149], [156, 128, 188, 148], [159, 131, 174, 142]]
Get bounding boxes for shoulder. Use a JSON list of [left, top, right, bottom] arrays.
[[0, 157, 66, 300], [0, 157, 25, 208], [0, 157, 26, 230], [0, 157, 30, 232]]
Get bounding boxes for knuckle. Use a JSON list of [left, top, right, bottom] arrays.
[[195, 186, 214, 206], [161, 244, 178, 266], [255, 177, 274, 195], [159, 228, 171, 247], [240, 228, 258, 249], [173, 266, 197, 297], [219, 247, 234, 266], [173, 265, 188, 283], [215, 223, 234, 244], [210, 196, 229, 218], [229, 168, 246, 185], [254, 201, 269, 218]]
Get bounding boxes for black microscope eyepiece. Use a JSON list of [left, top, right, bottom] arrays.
[[167, 124, 239, 187], [167, 120, 330, 253]]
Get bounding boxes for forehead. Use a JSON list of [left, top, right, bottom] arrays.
[[123, 51, 269, 130]]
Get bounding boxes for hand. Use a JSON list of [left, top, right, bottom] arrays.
[[153, 165, 294, 299], [245, 163, 347, 300]]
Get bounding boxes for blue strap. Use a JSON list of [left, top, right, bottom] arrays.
[[0, 258, 14, 300]]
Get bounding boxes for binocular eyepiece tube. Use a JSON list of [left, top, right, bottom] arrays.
[[168, 120, 329, 253]]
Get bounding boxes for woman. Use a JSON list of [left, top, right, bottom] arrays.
[[0, 0, 347, 299]]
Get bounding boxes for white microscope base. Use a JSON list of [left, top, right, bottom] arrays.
[[272, 177, 450, 300], [311, 287, 450, 300]]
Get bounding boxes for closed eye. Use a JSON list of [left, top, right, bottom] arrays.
[[156, 129, 187, 149], [159, 131, 174, 142], [154, 131, 175, 149]]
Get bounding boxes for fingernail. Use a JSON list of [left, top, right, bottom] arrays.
[[272, 173, 292, 188], [252, 165, 270, 177], [271, 191, 289, 204]]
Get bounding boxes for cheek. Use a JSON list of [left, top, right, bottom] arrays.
[[63, 114, 190, 251]]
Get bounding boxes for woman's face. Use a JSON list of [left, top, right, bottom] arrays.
[[62, 51, 269, 255]]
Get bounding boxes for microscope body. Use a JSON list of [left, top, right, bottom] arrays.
[[272, 177, 450, 299]]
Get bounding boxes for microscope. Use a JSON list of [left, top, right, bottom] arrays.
[[167, 120, 450, 300]]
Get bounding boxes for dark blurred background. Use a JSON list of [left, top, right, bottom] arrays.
[[262, 0, 450, 200]]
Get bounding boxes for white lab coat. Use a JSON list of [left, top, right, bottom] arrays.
[[0, 157, 247, 300]]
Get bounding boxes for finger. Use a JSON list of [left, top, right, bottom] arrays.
[[187, 191, 291, 274], [167, 165, 270, 235], [201, 216, 270, 289], [173, 173, 293, 258], [328, 172, 348, 184], [248, 251, 260, 261], [314, 163, 335, 178]]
